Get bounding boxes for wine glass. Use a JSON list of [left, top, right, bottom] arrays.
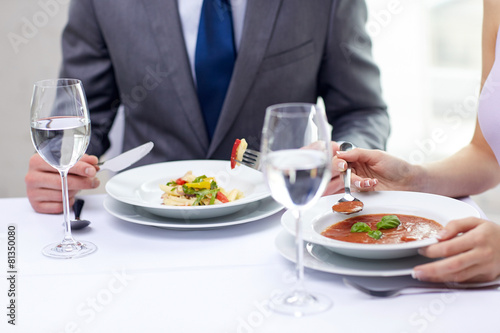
[[30, 78, 97, 259], [261, 103, 333, 316]]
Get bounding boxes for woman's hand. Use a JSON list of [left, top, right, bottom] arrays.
[[413, 217, 500, 283], [25, 153, 100, 214], [332, 147, 420, 192]]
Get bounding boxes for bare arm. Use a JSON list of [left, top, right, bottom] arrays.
[[416, 126, 500, 196], [332, 0, 500, 283], [414, 0, 500, 197], [337, 0, 500, 197]]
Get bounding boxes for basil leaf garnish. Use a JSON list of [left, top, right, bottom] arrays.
[[351, 222, 371, 233], [193, 175, 207, 183], [368, 230, 383, 240], [182, 185, 196, 195], [209, 189, 218, 205], [191, 188, 220, 206], [348, 215, 402, 241], [376, 215, 401, 230]]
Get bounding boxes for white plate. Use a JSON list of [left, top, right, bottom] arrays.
[[105, 160, 271, 219], [103, 196, 284, 230], [275, 230, 437, 277], [281, 191, 481, 259]]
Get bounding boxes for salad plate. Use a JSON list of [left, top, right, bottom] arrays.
[[103, 196, 284, 230], [281, 191, 481, 259], [275, 230, 437, 277], [105, 160, 270, 219]]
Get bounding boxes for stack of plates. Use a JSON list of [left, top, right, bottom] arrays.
[[103, 160, 283, 230], [275, 191, 481, 276]]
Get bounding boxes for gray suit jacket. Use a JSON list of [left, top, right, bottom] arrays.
[[60, 0, 390, 166]]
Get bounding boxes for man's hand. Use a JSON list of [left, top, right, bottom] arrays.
[[25, 153, 100, 214], [323, 141, 344, 195]]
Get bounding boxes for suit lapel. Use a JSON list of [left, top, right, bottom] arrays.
[[140, 0, 209, 151], [207, 0, 283, 156]]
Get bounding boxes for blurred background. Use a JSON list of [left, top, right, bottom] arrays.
[[2, 0, 498, 220]]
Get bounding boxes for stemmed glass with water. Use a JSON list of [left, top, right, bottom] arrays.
[[30, 79, 97, 259], [261, 103, 332, 316]]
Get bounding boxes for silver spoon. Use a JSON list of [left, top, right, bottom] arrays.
[[332, 142, 363, 214], [71, 198, 91, 230]]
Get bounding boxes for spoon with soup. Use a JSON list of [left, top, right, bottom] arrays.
[[332, 142, 364, 214]]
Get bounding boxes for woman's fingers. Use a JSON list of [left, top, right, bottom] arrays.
[[413, 251, 476, 282], [332, 154, 378, 190], [335, 147, 384, 164], [413, 251, 484, 282], [419, 218, 486, 258], [413, 218, 500, 283], [435, 217, 485, 241], [352, 177, 378, 190]]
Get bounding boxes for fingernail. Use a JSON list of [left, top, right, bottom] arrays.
[[338, 161, 346, 170], [85, 167, 94, 176], [412, 269, 428, 281], [364, 180, 371, 187], [373, 179, 378, 185], [355, 181, 361, 188], [92, 178, 100, 188], [411, 269, 423, 280], [436, 229, 450, 240]]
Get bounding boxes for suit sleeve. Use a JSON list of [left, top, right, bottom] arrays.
[[319, 0, 390, 149], [59, 0, 120, 157]]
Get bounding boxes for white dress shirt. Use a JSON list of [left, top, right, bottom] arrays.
[[177, 0, 247, 81]]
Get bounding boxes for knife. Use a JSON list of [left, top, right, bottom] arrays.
[[98, 141, 154, 172]]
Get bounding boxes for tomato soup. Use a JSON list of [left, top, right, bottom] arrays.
[[321, 213, 443, 244], [332, 200, 363, 214]]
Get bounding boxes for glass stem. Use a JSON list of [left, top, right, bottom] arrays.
[[293, 208, 305, 293], [60, 169, 76, 245]]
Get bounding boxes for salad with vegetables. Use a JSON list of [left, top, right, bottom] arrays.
[[159, 171, 244, 206]]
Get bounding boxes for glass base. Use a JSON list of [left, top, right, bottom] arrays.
[[269, 290, 332, 317], [42, 240, 97, 259]]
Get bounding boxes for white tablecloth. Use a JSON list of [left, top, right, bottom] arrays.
[[0, 195, 499, 333]]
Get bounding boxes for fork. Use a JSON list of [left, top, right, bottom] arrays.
[[343, 278, 500, 298], [236, 148, 261, 170]]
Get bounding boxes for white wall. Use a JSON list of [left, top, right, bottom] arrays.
[[367, 0, 481, 163], [1, 0, 69, 197]]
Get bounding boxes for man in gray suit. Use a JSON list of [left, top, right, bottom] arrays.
[[26, 0, 390, 213]]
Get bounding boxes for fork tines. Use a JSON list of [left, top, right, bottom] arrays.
[[236, 148, 261, 170]]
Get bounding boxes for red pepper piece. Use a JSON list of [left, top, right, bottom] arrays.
[[230, 139, 241, 169], [216, 191, 229, 203], [175, 178, 187, 185]]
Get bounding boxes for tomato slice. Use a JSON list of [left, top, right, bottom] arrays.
[[175, 178, 187, 185], [230, 139, 241, 169]]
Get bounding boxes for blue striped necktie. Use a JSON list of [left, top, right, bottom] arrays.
[[195, 0, 236, 140]]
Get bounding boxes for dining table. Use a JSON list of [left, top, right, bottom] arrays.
[[1, 194, 499, 333]]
